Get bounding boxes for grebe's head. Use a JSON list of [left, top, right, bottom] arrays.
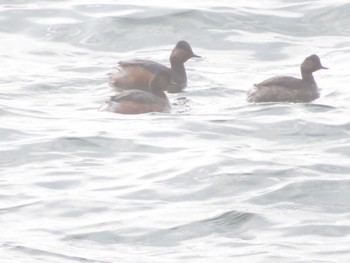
[[301, 54, 328, 73], [170, 40, 201, 63]]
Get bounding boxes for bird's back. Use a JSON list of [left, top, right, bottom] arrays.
[[109, 60, 170, 92], [247, 76, 319, 103]]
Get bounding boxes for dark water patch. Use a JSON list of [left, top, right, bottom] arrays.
[[0, 127, 31, 142], [283, 224, 350, 238], [304, 163, 350, 174], [327, 143, 350, 157], [23, 83, 68, 92], [301, 3, 350, 36], [66, 211, 264, 247], [0, 200, 42, 214], [137, 211, 263, 246], [303, 103, 338, 111], [2, 244, 110, 263], [250, 179, 350, 213], [0, 135, 184, 165], [35, 179, 81, 190], [265, 120, 349, 139]]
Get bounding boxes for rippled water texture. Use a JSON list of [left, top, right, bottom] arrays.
[[1, 0, 350, 262]]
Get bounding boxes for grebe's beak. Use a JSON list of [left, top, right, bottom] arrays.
[[321, 65, 328, 69], [191, 53, 201, 58]]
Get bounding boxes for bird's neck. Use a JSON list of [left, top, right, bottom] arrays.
[[170, 61, 187, 84], [301, 69, 315, 84]]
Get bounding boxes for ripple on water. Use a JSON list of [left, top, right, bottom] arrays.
[[1, 0, 350, 262], [65, 210, 266, 247], [250, 179, 350, 214]]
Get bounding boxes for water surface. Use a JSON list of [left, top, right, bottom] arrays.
[[1, 0, 350, 262]]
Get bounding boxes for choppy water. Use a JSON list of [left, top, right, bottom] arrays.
[[1, 0, 350, 262]]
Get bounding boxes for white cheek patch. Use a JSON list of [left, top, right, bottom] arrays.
[[99, 100, 121, 112], [109, 67, 128, 85]]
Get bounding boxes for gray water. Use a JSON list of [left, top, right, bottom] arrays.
[[1, 0, 350, 262]]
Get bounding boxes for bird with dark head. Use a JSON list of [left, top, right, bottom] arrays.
[[247, 54, 328, 103], [109, 41, 200, 94], [101, 70, 171, 114]]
